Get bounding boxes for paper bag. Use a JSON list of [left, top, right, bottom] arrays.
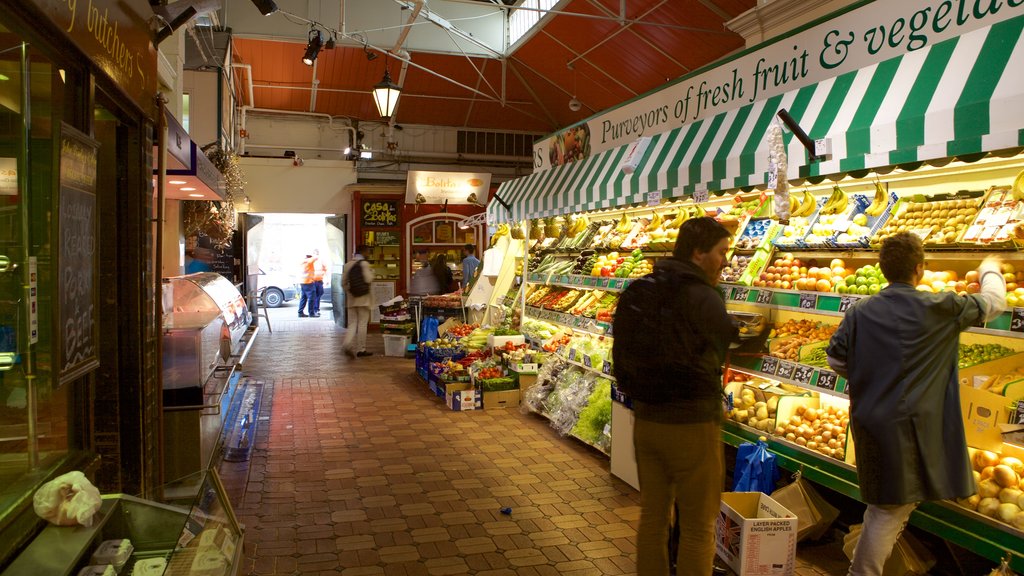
[[770, 477, 839, 541]]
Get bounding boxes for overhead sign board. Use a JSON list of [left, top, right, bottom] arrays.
[[531, 0, 1024, 172], [405, 170, 491, 205]]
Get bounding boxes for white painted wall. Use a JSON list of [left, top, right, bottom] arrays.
[[237, 157, 358, 215], [727, 0, 858, 48]]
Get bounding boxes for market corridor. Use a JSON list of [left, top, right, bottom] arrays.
[[226, 310, 848, 576]]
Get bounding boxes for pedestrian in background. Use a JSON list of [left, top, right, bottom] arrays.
[[311, 249, 328, 317], [612, 217, 736, 576], [460, 243, 480, 290], [342, 245, 375, 358], [298, 253, 316, 318], [826, 232, 1006, 575], [432, 253, 454, 293]]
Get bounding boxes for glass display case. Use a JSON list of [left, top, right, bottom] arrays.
[[161, 273, 256, 482], [0, 469, 243, 576]]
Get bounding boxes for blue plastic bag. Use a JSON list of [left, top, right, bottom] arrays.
[[420, 316, 439, 342], [732, 440, 779, 495]]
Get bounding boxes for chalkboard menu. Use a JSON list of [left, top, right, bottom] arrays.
[[58, 124, 100, 383], [197, 231, 241, 284], [361, 200, 399, 227]]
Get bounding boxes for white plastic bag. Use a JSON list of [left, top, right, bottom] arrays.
[[33, 471, 102, 527]]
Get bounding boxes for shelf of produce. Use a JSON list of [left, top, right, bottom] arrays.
[[722, 420, 1024, 570], [728, 355, 848, 399], [526, 272, 633, 292], [523, 405, 611, 456], [722, 283, 1024, 339], [559, 353, 615, 381], [524, 306, 613, 337], [533, 250, 673, 258], [776, 249, 1024, 261]]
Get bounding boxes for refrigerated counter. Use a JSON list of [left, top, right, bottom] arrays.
[[161, 273, 258, 484], [1, 469, 243, 576]]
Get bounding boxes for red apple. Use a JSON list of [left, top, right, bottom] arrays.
[[966, 282, 981, 294]]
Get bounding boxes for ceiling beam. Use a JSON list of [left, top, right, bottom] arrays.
[[538, 29, 636, 97], [507, 60, 560, 130], [696, 0, 734, 21], [435, 0, 735, 35], [251, 83, 535, 105], [569, 0, 669, 67], [464, 59, 488, 127], [582, 0, 691, 73]]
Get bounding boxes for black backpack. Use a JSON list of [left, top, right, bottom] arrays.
[[348, 261, 370, 297], [612, 268, 705, 402]]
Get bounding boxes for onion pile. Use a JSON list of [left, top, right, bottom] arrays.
[[956, 449, 1024, 530], [772, 404, 849, 461]]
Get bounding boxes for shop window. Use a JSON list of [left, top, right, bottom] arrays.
[[0, 32, 70, 531]]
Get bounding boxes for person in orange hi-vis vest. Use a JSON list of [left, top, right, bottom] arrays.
[[311, 249, 328, 317], [298, 253, 317, 317]]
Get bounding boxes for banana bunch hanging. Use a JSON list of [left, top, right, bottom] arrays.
[[791, 190, 817, 218], [489, 223, 510, 248], [819, 185, 849, 215], [863, 181, 888, 217]]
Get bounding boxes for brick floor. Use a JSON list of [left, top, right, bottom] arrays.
[[223, 302, 848, 575]]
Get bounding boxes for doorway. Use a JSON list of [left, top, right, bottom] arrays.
[[245, 213, 346, 327]]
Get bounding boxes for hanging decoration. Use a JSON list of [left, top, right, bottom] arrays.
[[183, 145, 243, 249]]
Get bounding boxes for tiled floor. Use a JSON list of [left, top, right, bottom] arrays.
[[225, 302, 850, 575]]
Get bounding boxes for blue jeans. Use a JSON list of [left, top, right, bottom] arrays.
[[313, 280, 324, 314], [298, 283, 315, 315]]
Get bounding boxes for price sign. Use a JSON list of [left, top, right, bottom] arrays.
[[760, 356, 779, 375], [568, 348, 577, 361], [776, 360, 796, 380], [799, 293, 818, 310], [647, 190, 662, 206], [693, 187, 710, 203], [839, 295, 858, 313], [816, 370, 838, 391], [582, 354, 593, 368], [584, 277, 597, 287], [1016, 400, 1024, 425], [755, 289, 774, 305], [1011, 307, 1024, 333], [602, 361, 613, 376], [732, 287, 750, 302], [767, 161, 778, 191], [793, 364, 815, 385], [613, 279, 625, 290]]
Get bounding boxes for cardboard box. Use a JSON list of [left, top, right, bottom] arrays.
[[447, 389, 480, 411], [483, 389, 520, 409], [516, 373, 538, 395], [441, 380, 473, 396], [715, 492, 797, 576], [960, 384, 1009, 452], [487, 334, 525, 349]]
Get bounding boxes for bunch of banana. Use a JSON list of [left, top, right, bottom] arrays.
[[647, 211, 664, 232], [864, 181, 888, 217], [788, 194, 800, 215], [510, 221, 526, 240], [665, 208, 688, 229], [792, 190, 817, 217], [820, 185, 849, 215], [615, 213, 633, 233], [489, 223, 510, 248], [566, 214, 590, 236]]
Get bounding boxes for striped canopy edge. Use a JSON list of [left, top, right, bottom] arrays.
[[486, 16, 1024, 224]]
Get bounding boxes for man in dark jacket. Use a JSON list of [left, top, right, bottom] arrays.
[[613, 217, 736, 576], [827, 232, 1005, 575]]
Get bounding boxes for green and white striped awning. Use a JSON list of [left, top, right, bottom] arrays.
[[489, 16, 1024, 224]]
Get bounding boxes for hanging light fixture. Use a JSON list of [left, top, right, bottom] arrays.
[[371, 58, 401, 119], [302, 29, 322, 66]]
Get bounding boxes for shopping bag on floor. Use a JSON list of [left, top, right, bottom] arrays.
[[843, 523, 935, 575], [732, 440, 779, 495], [769, 475, 839, 541]]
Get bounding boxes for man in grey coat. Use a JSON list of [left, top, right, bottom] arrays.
[[826, 232, 1005, 575], [342, 245, 375, 358]]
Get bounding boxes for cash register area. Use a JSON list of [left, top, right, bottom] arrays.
[[218, 307, 852, 576]]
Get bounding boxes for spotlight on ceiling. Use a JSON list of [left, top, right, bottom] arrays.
[[302, 29, 322, 66], [250, 0, 278, 16], [359, 150, 373, 160], [364, 45, 377, 61], [324, 34, 336, 50]]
